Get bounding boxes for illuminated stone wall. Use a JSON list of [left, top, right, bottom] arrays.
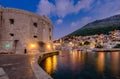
[[0, 6, 53, 54]]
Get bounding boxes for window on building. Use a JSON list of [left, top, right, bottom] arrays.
[[33, 35, 37, 38], [33, 23, 37, 27], [49, 28, 51, 32], [1, 16, 2, 21], [0, 16, 2, 25], [9, 19, 14, 24], [49, 36, 51, 40], [10, 33, 14, 36]]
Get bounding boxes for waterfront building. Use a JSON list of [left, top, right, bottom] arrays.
[[0, 6, 53, 54]]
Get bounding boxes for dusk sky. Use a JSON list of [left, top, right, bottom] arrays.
[[0, 0, 120, 40]]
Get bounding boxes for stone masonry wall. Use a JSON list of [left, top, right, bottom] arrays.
[[0, 6, 53, 54]]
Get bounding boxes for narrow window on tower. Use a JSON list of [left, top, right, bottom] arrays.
[[33, 23, 37, 27], [9, 19, 14, 24], [49, 36, 51, 40], [10, 33, 14, 37], [1, 16, 2, 21], [33, 35, 37, 38], [0, 16, 2, 25], [49, 28, 51, 32]]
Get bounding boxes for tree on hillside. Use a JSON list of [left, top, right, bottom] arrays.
[[84, 41, 90, 45]]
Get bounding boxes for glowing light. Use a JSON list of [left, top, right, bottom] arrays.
[[31, 44, 35, 48], [69, 42, 72, 45], [28, 42, 39, 50], [47, 44, 50, 49], [5, 43, 11, 48], [69, 42, 74, 46], [90, 43, 95, 48], [46, 43, 51, 51], [53, 45, 56, 49]]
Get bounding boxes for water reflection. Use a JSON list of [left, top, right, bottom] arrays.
[[53, 55, 57, 71], [111, 52, 119, 75], [44, 55, 57, 74], [70, 51, 82, 71], [96, 52, 105, 73], [40, 50, 120, 79], [45, 57, 52, 74]]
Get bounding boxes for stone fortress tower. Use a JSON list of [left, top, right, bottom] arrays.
[[0, 6, 53, 54]]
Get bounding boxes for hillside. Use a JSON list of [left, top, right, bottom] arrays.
[[69, 14, 120, 36]]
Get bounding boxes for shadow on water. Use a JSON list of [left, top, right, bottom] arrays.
[[40, 50, 120, 79]]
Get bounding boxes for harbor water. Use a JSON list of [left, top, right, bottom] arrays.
[[40, 50, 120, 79]]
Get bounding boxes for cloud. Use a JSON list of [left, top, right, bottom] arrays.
[[74, 0, 94, 13], [56, 19, 63, 24], [90, 0, 120, 19], [55, 0, 74, 17], [71, 17, 92, 28], [71, 0, 120, 28], [71, 22, 78, 27], [37, 0, 120, 20], [37, 0, 55, 16], [37, 0, 120, 39], [37, 0, 94, 18]]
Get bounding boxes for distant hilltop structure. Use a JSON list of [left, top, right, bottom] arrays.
[[0, 6, 53, 54]]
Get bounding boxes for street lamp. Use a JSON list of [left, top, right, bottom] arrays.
[[28, 43, 38, 50], [47, 44, 51, 49], [46, 43, 52, 51], [31, 44, 36, 48]]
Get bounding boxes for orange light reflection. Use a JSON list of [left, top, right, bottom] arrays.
[[111, 52, 119, 75], [45, 57, 52, 74], [44, 55, 57, 74], [96, 52, 105, 73]]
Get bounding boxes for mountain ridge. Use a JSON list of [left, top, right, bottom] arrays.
[[69, 14, 120, 36]]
